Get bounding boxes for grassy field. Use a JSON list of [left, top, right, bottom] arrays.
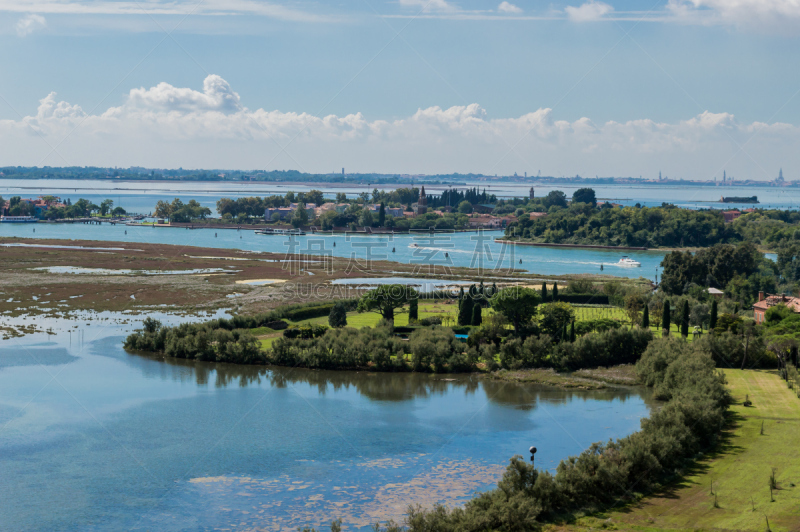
[[561, 369, 800, 532]]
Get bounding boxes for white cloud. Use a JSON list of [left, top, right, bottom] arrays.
[[15, 13, 46, 36], [667, 0, 800, 31], [121, 75, 244, 114], [498, 2, 522, 14], [565, 1, 613, 22], [397, 0, 456, 13], [0, 1, 331, 22], [2, 75, 797, 179]]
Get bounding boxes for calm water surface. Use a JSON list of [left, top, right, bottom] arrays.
[[2, 179, 799, 211], [1, 222, 667, 279], [0, 314, 655, 530]]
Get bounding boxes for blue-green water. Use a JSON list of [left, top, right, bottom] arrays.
[[0, 315, 654, 530], [0, 222, 666, 279]]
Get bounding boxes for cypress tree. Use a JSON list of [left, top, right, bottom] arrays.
[[378, 202, 386, 227], [662, 300, 671, 337], [642, 304, 650, 329], [409, 297, 419, 322], [681, 300, 690, 338], [458, 286, 464, 313], [458, 292, 474, 326], [471, 304, 482, 326], [552, 283, 558, 300], [491, 282, 497, 297], [328, 302, 348, 328], [709, 299, 718, 331], [569, 320, 576, 342], [541, 282, 548, 301]]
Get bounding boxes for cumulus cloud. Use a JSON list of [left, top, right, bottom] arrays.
[[498, 2, 522, 14], [15, 13, 46, 36], [2, 75, 796, 179], [565, 1, 613, 22], [121, 75, 243, 114]]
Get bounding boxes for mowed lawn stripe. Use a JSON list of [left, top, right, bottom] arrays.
[[568, 369, 800, 532]]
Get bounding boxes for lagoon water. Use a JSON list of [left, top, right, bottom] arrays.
[[0, 314, 654, 531], [5, 178, 797, 279], [2, 178, 798, 212], [0, 222, 666, 280]]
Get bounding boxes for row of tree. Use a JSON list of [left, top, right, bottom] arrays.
[[309, 334, 734, 531]]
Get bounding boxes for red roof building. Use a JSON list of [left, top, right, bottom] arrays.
[[753, 292, 800, 324]]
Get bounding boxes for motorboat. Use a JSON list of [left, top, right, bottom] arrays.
[[618, 256, 641, 267]]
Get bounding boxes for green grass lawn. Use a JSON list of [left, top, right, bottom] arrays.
[[567, 369, 800, 532]]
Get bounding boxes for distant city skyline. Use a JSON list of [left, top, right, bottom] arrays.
[[1, 1, 799, 179]]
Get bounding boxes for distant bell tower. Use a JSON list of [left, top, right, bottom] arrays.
[[417, 185, 428, 215], [778, 168, 784, 183], [529, 187, 535, 200]]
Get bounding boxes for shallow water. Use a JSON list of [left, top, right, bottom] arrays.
[[0, 313, 654, 531], [1, 222, 667, 279]]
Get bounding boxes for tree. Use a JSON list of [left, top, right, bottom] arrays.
[[544, 190, 568, 208], [572, 188, 597, 206], [335, 192, 348, 203], [0, 196, 4, 214], [471, 304, 482, 326], [541, 282, 548, 301], [662, 300, 671, 337], [491, 287, 541, 335], [358, 208, 373, 228], [409, 296, 419, 322], [305, 189, 324, 206], [681, 300, 690, 337], [709, 299, 718, 331], [458, 290, 474, 326], [540, 301, 575, 338], [569, 320, 576, 342], [457, 200, 473, 214], [154, 200, 171, 220], [552, 283, 558, 299], [642, 303, 650, 329], [378, 202, 386, 226], [625, 294, 644, 326], [99, 199, 114, 216], [328, 302, 348, 328], [357, 284, 416, 324], [111, 206, 127, 217], [291, 203, 309, 228]]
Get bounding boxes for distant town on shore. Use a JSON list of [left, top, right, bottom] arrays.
[[0, 166, 792, 187]]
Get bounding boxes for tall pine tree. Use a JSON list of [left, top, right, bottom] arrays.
[[541, 282, 548, 301], [552, 283, 558, 299], [662, 300, 671, 337], [642, 304, 650, 329]]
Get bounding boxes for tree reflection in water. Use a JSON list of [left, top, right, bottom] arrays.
[[128, 350, 656, 409]]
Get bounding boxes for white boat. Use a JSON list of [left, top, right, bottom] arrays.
[[255, 228, 306, 236], [0, 216, 39, 223], [618, 256, 641, 267]]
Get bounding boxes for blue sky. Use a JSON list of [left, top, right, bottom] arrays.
[[1, 1, 799, 179]]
